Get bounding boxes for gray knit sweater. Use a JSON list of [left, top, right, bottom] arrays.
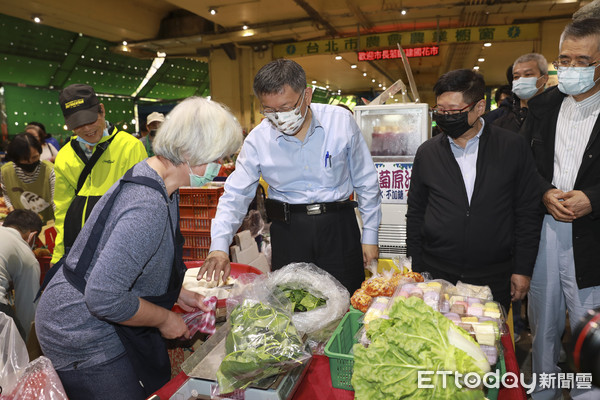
[[35, 161, 179, 370]]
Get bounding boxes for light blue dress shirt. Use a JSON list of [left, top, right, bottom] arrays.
[[210, 103, 382, 253], [447, 118, 485, 204]]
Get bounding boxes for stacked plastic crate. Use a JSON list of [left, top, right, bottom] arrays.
[[179, 186, 224, 261]]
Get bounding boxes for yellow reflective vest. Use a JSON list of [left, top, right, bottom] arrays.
[[52, 126, 147, 263]]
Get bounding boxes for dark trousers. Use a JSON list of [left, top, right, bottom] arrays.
[[419, 265, 512, 312], [270, 206, 364, 294], [57, 352, 146, 400]]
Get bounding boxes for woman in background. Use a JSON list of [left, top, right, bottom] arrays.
[[0, 132, 55, 223], [25, 122, 59, 163]]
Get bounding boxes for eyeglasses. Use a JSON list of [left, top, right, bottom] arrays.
[[260, 90, 305, 114], [431, 102, 476, 116], [552, 58, 600, 69]]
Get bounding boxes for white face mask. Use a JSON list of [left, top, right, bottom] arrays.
[[557, 65, 600, 96], [512, 76, 543, 100], [264, 93, 308, 136]]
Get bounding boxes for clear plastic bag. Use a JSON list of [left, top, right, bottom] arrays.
[[0, 312, 29, 394], [0, 313, 67, 399], [217, 274, 311, 394], [267, 263, 350, 337], [3, 356, 68, 400]]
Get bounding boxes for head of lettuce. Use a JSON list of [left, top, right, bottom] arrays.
[[352, 296, 491, 399]]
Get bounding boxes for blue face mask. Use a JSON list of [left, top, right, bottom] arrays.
[[557, 65, 600, 96], [76, 127, 109, 146], [188, 162, 221, 187]]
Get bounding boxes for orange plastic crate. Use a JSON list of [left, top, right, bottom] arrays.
[[179, 216, 213, 232], [179, 187, 224, 207], [179, 205, 217, 219], [182, 231, 211, 261]]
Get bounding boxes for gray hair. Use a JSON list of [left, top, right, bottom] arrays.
[[513, 53, 548, 76], [560, 18, 600, 51], [152, 97, 242, 166], [253, 59, 307, 97]]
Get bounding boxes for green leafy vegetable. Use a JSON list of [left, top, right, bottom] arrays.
[[279, 286, 326, 312], [352, 296, 489, 400], [216, 301, 309, 393]]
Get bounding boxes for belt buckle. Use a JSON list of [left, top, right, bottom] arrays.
[[306, 204, 322, 215]]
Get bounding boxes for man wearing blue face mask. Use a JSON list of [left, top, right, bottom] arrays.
[[494, 53, 549, 133], [521, 17, 600, 400], [200, 59, 381, 294], [52, 84, 147, 265]]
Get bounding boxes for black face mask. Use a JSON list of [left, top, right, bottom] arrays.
[[149, 129, 157, 138], [16, 160, 40, 173], [434, 110, 475, 139]]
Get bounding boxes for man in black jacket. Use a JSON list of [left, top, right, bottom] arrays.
[[521, 18, 600, 400], [494, 53, 549, 133], [406, 69, 542, 311]]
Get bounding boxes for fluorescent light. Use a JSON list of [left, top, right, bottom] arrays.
[[478, 58, 485, 62], [335, 55, 342, 60], [363, 72, 367, 76], [483, 42, 492, 47], [351, 64, 357, 69], [473, 66, 480, 70], [157, 51, 166, 57], [131, 56, 166, 97], [311, 80, 317, 84]]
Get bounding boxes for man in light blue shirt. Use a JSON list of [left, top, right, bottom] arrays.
[[200, 59, 381, 293]]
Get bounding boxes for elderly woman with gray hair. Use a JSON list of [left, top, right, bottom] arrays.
[[35, 97, 242, 400]]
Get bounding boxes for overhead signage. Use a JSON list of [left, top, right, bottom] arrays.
[[358, 46, 439, 61], [273, 23, 539, 58]]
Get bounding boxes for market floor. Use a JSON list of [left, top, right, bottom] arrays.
[[513, 304, 574, 400]]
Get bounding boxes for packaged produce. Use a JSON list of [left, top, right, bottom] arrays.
[[362, 296, 390, 328], [350, 288, 372, 313], [447, 296, 505, 321], [267, 262, 350, 337], [352, 296, 489, 399], [216, 274, 311, 393], [444, 312, 503, 347], [350, 263, 425, 313], [393, 280, 444, 311]]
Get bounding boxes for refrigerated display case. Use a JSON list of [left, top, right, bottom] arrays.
[[354, 103, 431, 259]]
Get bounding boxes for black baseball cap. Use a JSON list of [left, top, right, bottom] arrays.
[[59, 84, 101, 130]]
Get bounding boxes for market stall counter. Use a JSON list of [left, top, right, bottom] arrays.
[[150, 322, 525, 400]]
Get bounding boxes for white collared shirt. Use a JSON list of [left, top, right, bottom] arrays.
[[448, 118, 485, 204], [553, 89, 600, 192]]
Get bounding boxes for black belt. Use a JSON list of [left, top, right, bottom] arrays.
[[265, 198, 357, 223]]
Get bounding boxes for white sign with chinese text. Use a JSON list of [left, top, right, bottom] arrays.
[[376, 161, 412, 204]]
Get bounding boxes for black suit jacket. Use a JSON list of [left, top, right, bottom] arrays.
[[520, 86, 600, 289]]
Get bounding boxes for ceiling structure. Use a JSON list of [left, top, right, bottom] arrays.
[[0, 0, 590, 100]]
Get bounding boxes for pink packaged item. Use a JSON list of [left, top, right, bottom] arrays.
[[181, 296, 218, 336]]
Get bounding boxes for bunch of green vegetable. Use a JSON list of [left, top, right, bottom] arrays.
[[216, 300, 310, 393], [352, 296, 490, 400], [279, 286, 326, 312]]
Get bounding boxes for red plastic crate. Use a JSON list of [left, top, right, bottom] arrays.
[[182, 231, 211, 261], [179, 186, 224, 207]]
